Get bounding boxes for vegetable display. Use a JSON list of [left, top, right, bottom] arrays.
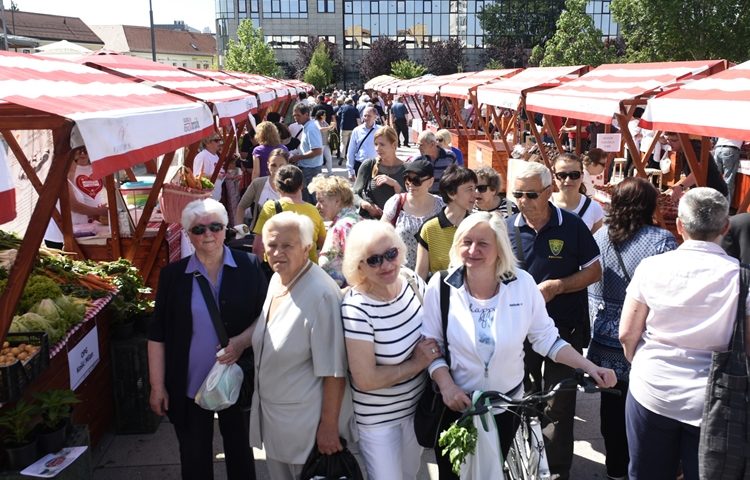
[[439, 416, 478, 475]]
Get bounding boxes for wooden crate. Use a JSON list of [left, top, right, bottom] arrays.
[[448, 128, 482, 158], [467, 139, 510, 178]]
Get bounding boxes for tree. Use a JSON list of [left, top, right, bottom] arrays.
[[359, 37, 408, 83], [478, 0, 565, 67], [293, 36, 344, 83], [224, 20, 281, 77], [423, 38, 465, 75], [303, 64, 329, 91], [611, 0, 750, 63], [532, 0, 614, 67], [309, 43, 334, 86], [390, 59, 427, 79]]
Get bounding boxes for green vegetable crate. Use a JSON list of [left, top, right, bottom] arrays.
[[0, 333, 50, 404]]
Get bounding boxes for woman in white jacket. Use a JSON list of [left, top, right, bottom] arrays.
[[421, 211, 616, 480]]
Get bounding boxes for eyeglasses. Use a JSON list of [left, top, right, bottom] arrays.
[[476, 185, 491, 193], [512, 190, 546, 200], [554, 171, 582, 181], [405, 175, 431, 186], [365, 247, 399, 268], [189, 222, 225, 235]]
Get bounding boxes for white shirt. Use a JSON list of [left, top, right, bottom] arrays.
[[193, 149, 223, 199], [627, 240, 750, 426], [346, 123, 380, 177], [569, 194, 604, 231]]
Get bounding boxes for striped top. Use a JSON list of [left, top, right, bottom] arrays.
[[341, 270, 427, 427]]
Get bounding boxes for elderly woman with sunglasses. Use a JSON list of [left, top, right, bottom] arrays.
[[473, 167, 517, 218], [148, 198, 268, 480], [381, 159, 444, 270], [340, 220, 441, 480], [551, 152, 604, 232], [251, 211, 355, 480], [421, 212, 617, 480]]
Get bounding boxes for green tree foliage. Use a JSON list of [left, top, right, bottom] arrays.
[[224, 20, 281, 77], [359, 37, 408, 82], [479, 0, 565, 67], [303, 64, 329, 91], [294, 37, 344, 83], [484, 58, 504, 70], [306, 43, 334, 89], [423, 38, 465, 75], [390, 59, 427, 79], [533, 0, 614, 67], [611, 0, 750, 63]]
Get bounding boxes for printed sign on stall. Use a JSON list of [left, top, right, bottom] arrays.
[[596, 133, 622, 153], [67, 326, 100, 391]]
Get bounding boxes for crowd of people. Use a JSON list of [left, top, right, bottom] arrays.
[[146, 90, 749, 480]]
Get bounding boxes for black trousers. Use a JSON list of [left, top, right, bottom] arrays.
[[434, 408, 520, 480], [600, 380, 629, 478], [394, 117, 409, 146], [523, 325, 587, 480], [172, 399, 255, 480]]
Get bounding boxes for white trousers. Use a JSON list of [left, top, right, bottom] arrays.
[[265, 457, 303, 480], [358, 416, 423, 480]]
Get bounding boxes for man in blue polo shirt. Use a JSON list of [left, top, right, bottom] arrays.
[[289, 102, 323, 203], [389, 95, 409, 147], [506, 161, 601, 480]]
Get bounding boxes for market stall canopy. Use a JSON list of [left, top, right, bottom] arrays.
[[371, 76, 407, 95], [392, 75, 435, 95], [439, 69, 522, 100], [525, 61, 726, 124], [34, 40, 93, 60], [406, 72, 473, 97], [283, 78, 314, 94], [225, 71, 292, 101], [0, 51, 214, 179], [364, 74, 397, 91], [82, 53, 258, 126], [476, 65, 589, 110], [0, 146, 15, 224], [182, 67, 276, 108], [640, 60, 750, 140]]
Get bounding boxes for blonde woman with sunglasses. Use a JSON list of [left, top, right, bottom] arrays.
[[551, 153, 604, 232]]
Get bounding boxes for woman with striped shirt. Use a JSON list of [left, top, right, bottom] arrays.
[[341, 220, 441, 480]]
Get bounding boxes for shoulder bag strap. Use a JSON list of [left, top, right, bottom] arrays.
[[577, 197, 592, 218], [294, 128, 303, 139], [194, 273, 229, 348], [274, 200, 283, 214], [354, 127, 375, 156], [390, 193, 407, 226], [612, 245, 632, 283], [513, 226, 526, 270], [730, 264, 749, 354], [400, 269, 424, 306], [439, 270, 451, 366]]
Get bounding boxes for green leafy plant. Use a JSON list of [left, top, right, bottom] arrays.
[[0, 401, 40, 446], [390, 59, 427, 80], [303, 64, 329, 92], [224, 19, 281, 77], [96, 259, 153, 324], [34, 389, 80, 431], [439, 416, 478, 474]]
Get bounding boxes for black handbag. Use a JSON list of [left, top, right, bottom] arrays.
[[413, 270, 451, 448], [698, 264, 750, 479], [299, 438, 364, 480], [194, 273, 254, 410]]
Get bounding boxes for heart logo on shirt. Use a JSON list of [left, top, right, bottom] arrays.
[[75, 174, 104, 199]]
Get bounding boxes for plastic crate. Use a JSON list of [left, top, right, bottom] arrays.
[[0, 332, 50, 404], [110, 335, 161, 434]]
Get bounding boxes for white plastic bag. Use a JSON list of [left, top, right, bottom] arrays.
[[194, 349, 244, 411], [460, 393, 505, 480]]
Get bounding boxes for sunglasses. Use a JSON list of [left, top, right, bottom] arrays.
[[475, 185, 491, 193], [189, 222, 225, 235], [554, 171, 582, 181], [365, 247, 399, 268], [512, 190, 545, 200], [405, 175, 430, 186]]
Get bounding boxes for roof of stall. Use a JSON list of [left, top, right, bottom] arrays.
[[524, 60, 726, 124], [82, 53, 257, 126], [182, 68, 277, 107], [405, 72, 473, 97], [391, 75, 435, 95], [364, 74, 397, 91], [640, 60, 750, 140], [439, 69, 522, 100], [224, 71, 293, 100], [0, 51, 213, 179], [475, 65, 589, 110]]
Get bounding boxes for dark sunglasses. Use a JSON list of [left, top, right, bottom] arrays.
[[405, 175, 430, 186], [475, 185, 491, 193], [365, 247, 399, 268], [190, 222, 225, 235], [554, 171, 582, 181], [512, 191, 544, 200]]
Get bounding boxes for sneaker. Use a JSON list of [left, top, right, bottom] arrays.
[[337, 158, 343, 166]]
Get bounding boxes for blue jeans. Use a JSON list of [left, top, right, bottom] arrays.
[[625, 392, 700, 480], [714, 146, 741, 202], [299, 164, 322, 204]]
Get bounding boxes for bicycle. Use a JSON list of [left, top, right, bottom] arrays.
[[442, 369, 620, 480]]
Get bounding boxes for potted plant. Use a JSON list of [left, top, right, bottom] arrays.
[[34, 389, 80, 454], [0, 400, 39, 470]]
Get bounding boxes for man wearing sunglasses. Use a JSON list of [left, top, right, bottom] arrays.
[[506, 161, 601, 480], [414, 131, 456, 195]]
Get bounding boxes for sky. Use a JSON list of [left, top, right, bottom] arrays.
[[10, 0, 216, 33]]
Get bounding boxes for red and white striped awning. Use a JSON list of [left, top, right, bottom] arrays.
[[182, 67, 277, 108], [0, 51, 214, 179], [0, 145, 15, 224], [225, 71, 293, 102], [393, 75, 435, 95], [525, 61, 726, 124], [83, 53, 257, 126], [406, 72, 473, 97], [283, 78, 314, 94], [475, 66, 588, 109], [439, 69, 522, 100], [371, 76, 404, 94], [641, 60, 750, 140], [364, 74, 397, 91]]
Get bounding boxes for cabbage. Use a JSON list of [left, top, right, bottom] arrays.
[[54, 296, 86, 329], [30, 299, 61, 322]]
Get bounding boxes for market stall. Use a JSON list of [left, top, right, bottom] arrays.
[[0, 50, 215, 451], [640, 60, 750, 210], [402, 72, 473, 135], [468, 66, 588, 176], [375, 76, 433, 140], [183, 67, 278, 112]]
